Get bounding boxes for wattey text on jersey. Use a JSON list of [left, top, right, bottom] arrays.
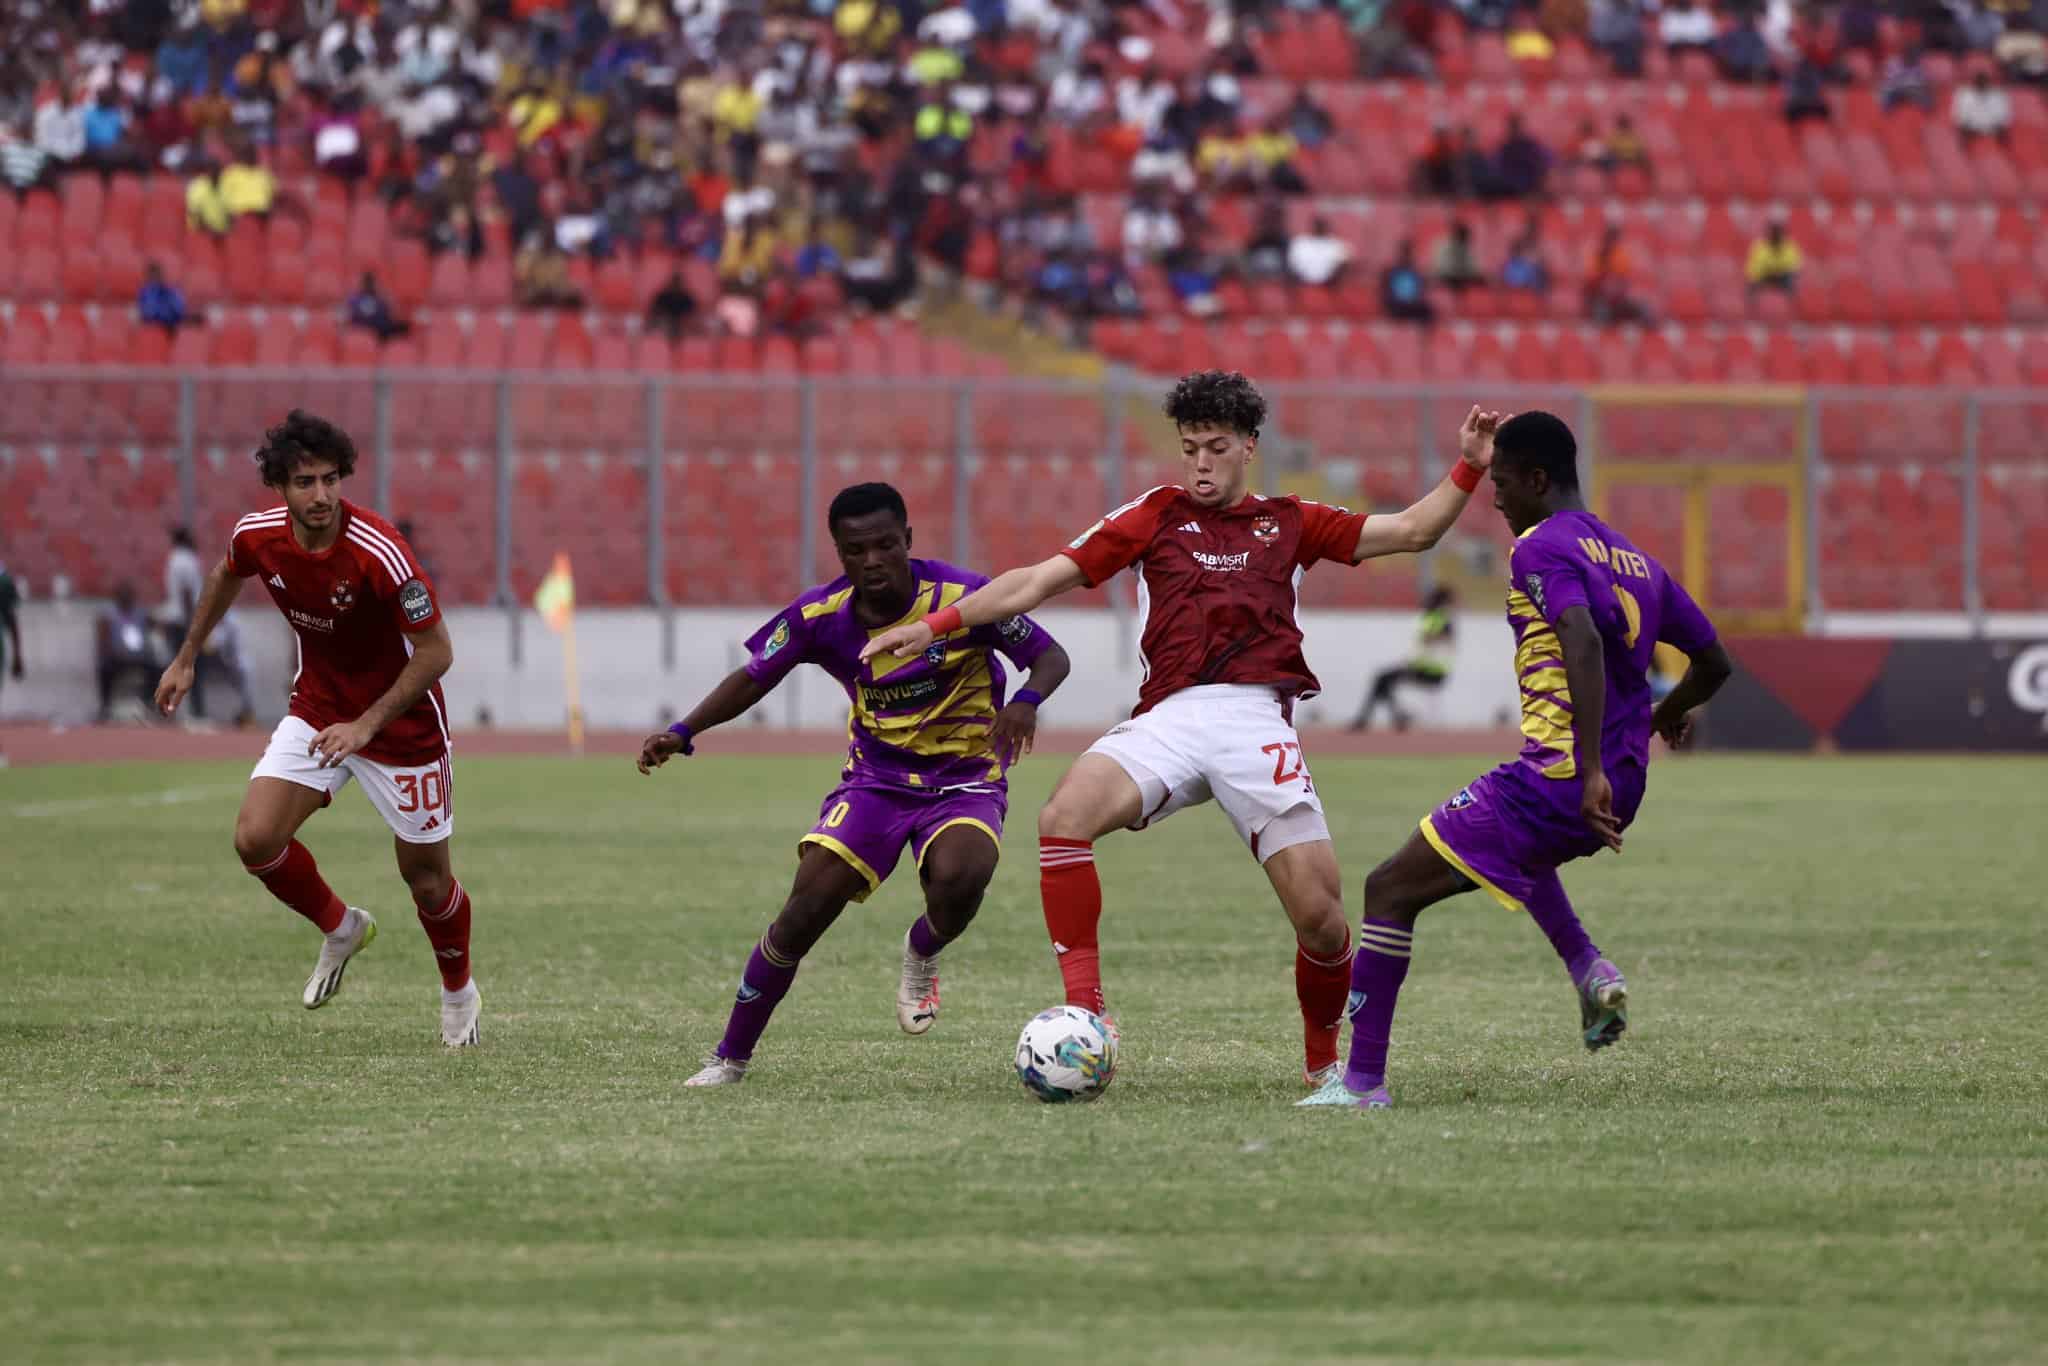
[[1576, 537, 1653, 580]]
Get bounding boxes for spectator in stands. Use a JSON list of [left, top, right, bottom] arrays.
[[646, 270, 700, 340], [1414, 123, 1460, 197], [347, 272, 411, 342], [1838, 0, 1883, 54], [1717, 13, 1776, 83], [1659, 0, 1719, 51], [1288, 216, 1353, 287], [1784, 58, 1833, 122], [426, 203, 484, 260], [1502, 219, 1552, 294], [311, 93, 368, 181], [1361, 0, 1440, 78], [1880, 47, 1936, 111], [842, 233, 916, 314], [1164, 227, 1227, 317], [219, 145, 276, 221], [1590, 0, 1648, 76], [1121, 188, 1185, 269], [1506, 11, 1558, 67], [1381, 239, 1435, 323], [491, 153, 545, 248], [1245, 200, 1291, 278], [720, 216, 780, 288], [1432, 220, 1487, 292], [1746, 219, 1804, 295], [1492, 115, 1553, 199], [1585, 225, 1649, 324], [137, 262, 188, 334], [96, 582, 161, 724], [34, 89, 85, 172], [82, 89, 138, 173], [0, 118, 50, 194], [1049, 58, 1109, 124], [1285, 86, 1334, 148], [0, 554, 19, 748], [514, 235, 584, 310], [1997, 21, 2048, 83], [1604, 114, 1651, 174], [1953, 70, 2015, 141], [185, 159, 230, 236]]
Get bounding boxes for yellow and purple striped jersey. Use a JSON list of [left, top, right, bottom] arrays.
[[1506, 510, 1718, 787], [743, 559, 1057, 788]]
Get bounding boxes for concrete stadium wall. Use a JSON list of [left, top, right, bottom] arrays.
[[2, 602, 1522, 733]]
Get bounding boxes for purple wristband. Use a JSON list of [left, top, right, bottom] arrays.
[[666, 722, 695, 754], [1012, 689, 1043, 709]]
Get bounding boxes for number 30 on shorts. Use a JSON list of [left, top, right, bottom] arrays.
[[1261, 741, 1314, 792], [393, 770, 448, 814]]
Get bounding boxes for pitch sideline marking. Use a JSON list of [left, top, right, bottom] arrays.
[[6, 783, 243, 820]]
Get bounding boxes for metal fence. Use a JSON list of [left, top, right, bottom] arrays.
[[2, 370, 2041, 630]]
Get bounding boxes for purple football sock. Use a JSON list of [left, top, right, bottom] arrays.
[[907, 913, 950, 959], [1524, 874, 1601, 984], [1343, 918, 1415, 1092], [714, 935, 802, 1062]]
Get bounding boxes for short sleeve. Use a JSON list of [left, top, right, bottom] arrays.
[[1656, 571, 1719, 654], [741, 602, 812, 690], [968, 611, 1057, 671], [352, 521, 441, 635], [1059, 488, 1172, 587], [1296, 500, 1368, 568], [1509, 533, 1591, 626], [227, 524, 262, 579]]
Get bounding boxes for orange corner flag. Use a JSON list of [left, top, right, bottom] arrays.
[[534, 553, 575, 632]]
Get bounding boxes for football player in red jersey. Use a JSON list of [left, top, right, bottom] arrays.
[[155, 411, 480, 1047], [864, 372, 1499, 1086]]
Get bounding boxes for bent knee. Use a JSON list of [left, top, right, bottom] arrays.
[[1037, 796, 1103, 842], [1363, 861, 1424, 922], [922, 867, 991, 913], [233, 824, 288, 869], [405, 870, 455, 911]]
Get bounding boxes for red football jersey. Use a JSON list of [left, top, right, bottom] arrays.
[[1060, 486, 1367, 716], [229, 499, 449, 765]]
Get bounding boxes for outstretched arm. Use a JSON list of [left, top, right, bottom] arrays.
[[858, 555, 1088, 664], [1651, 640, 1734, 749], [155, 556, 246, 716], [637, 667, 771, 774], [1557, 605, 1621, 852], [1349, 406, 1501, 562]]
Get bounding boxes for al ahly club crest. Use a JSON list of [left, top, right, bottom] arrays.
[[1251, 515, 1280, 546], [330, 580, 356, 612]]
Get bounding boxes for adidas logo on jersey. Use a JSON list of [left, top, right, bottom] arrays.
[[268, 574, 286, 589], [1177, 522, 1202, 534]]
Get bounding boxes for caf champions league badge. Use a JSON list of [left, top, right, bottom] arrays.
[[330, 580, 356, 613]]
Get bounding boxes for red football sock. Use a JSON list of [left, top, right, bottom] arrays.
[[416, 881, 473, 992], [1040, 837, 1104, 1015], [243, 840, 345, 934], [1296, 928, 1354, 1076]]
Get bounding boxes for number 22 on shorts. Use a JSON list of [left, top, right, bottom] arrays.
[[1261, 741, 1313, 793]]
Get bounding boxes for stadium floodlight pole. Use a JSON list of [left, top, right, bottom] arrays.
[[1962, 393, 1983, 634]]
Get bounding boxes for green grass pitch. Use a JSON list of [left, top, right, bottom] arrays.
[[3, 751, 2044, 1364]]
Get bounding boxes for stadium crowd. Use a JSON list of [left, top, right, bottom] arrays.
[[0, 0, 2042, 346]]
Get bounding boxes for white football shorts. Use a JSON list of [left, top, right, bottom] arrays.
[[1084, 684, 1329, 864], [251, 715, 454, 844]]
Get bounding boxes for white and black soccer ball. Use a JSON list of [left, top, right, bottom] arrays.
[[1014, 1005, 1118, 1103]]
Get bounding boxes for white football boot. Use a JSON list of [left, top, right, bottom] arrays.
[[895, 927, 942, 1035], [440, 981, 481, 1048], [302, 906, 376, 1010], [683, 1056, 749, 1087]]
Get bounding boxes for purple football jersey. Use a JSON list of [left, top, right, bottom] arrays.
[[743, 559, 1057, 789], [1505, 509, 1718, 788]]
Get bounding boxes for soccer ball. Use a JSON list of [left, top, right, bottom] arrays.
[[1014, 1005, 1118, 1103]]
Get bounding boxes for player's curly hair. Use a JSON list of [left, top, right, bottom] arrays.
[[254, 410, 357, 488], [1163, 370, 1265, 438]]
